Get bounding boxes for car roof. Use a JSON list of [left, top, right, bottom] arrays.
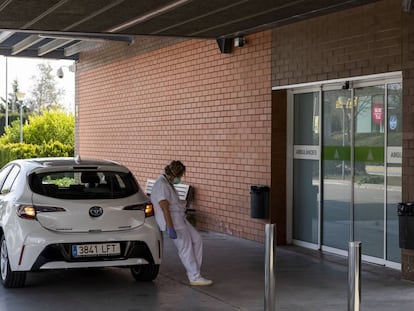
[[8, 157, 130, 173]]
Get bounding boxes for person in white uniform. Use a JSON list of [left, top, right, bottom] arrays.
[[150, 160, 213, 286]]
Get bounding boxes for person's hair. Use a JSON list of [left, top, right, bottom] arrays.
[[164, 160, 186, 178]]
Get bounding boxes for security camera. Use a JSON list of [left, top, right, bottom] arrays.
[[56, 67, 64, 79]]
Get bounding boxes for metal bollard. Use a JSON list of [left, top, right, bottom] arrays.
[[348, 241, 361, 311], [265, 223, 277, 311]]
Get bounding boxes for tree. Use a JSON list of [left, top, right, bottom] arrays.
[[0, 109, 74, 145], [29, 63, 65, 113], [0, 79, 22, 114]]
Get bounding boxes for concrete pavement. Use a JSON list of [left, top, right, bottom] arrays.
[[0, 230, 413, 310], [161, 230, 414, 311]]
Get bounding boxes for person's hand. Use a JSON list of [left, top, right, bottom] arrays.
[[167, 227, 177, 239]]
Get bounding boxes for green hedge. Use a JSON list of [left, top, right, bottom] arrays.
[[0, 141, 74, 167]]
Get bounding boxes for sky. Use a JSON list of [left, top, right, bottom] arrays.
[[0, 56, 75, 113]]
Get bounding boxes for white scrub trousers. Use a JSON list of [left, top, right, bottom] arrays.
[[172, 219, 203, 282]]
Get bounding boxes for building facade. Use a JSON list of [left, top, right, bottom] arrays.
[[75, 0, 414, 278]]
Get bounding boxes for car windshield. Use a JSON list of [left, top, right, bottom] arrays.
[[29, 170, 139, 199]]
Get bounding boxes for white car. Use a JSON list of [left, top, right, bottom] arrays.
[[0, 157, 162, 288]]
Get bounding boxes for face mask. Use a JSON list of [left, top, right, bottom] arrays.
[[173, 177, 181, 184]]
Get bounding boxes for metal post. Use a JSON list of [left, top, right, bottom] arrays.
[[265, 223, 276, 311], [19, 102, 23, 143], [5, 56, 8, 128], [348, 241, 361, 311]]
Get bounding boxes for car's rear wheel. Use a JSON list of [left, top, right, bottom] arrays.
[[130, 264, 159, 281], [0, 235, 26, 288]]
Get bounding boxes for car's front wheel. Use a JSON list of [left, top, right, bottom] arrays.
[[130, 264, 159, 281], [0, 235, 26, 288]]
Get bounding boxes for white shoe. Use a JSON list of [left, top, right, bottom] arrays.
[[190, 276, 213, 286]]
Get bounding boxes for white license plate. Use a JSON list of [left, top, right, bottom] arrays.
[[72, 243, 121, 257]]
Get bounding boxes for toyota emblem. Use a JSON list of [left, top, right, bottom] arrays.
[[89, 206, 103, 217]]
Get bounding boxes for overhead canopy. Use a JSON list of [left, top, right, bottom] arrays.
[[0, 0, 380, 60]]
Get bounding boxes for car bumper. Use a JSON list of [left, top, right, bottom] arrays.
[[39, 258, 151, 269], [10, 222, 162, 271]]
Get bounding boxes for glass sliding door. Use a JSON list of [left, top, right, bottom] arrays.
[[292, 92, 320, 245], [386, 83, 402, 263], [289, 75, 402, 265], [322, 89, 352, 251], [353, 85, 385, 259]]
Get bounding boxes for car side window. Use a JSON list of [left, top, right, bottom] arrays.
[[0, 165, 14, 193], [1, 165, 21, 194]]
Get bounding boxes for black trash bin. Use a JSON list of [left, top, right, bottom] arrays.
[[250, 185, 270, 219], [398, 202, 414, 249]]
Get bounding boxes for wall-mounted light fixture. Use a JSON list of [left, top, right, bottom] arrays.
[[217, 36, 246, 53], [217, 38, 232, 54], [233, 37, 246, 48]]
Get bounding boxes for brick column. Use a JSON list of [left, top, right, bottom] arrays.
[[402, 249, 414, 280]]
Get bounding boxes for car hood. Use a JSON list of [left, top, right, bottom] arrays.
[[32, 194, 146, 233]]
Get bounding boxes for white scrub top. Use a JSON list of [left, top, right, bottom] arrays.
[[150, 174, 187, 231]]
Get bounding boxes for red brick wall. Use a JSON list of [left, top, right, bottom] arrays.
[[76, 0, 411, 247], [77, 31, 272, 242]]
